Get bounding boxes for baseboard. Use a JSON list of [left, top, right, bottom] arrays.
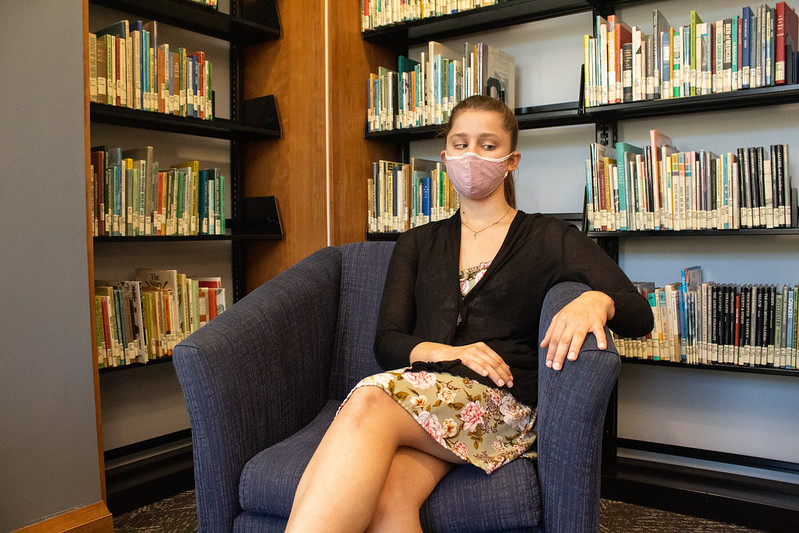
[[104, 430, 195, 515], [602, 457, 799, 533], [13, 501, 113, 533]]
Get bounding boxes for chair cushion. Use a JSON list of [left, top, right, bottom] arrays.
[[421, 458, 541, 532], [239, 398, 542, 531], [239, 400, 340, 516]]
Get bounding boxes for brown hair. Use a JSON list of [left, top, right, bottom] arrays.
[[442, 95, 518, 207]]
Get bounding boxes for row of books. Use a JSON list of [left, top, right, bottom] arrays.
[[616, 267, 798, 370], [95, 270, 226, 369], [361, 0, 498, 32], [584, 3, 799, 107], [89, 19, 213, 119], [188, 0, 218, 7], [368, 158, 459, 233], [368, 40, 515, 131], [90, 145, 226, 237], [585, 130, 796, 232]]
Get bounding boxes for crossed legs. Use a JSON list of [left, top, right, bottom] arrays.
[[286, 385, 464, 532]]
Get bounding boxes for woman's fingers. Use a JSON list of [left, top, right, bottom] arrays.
[[460, 342, 513, 388], [543, 316, 571, 370], [542, 294, 611, 371]]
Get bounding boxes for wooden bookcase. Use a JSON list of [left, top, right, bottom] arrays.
[[358, 1, 799, 530], [239, 0, 398, 287], [86, 0, 282, 512]]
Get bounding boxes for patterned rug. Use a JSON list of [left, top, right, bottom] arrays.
[[113, 490, 764, 532]]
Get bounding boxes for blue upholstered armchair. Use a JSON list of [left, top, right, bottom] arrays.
[[173, 241, 620, 532]]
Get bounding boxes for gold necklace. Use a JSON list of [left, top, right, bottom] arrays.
[[461, 206, 512, 239]]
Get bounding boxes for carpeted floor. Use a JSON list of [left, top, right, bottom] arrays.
[[113, 490, 765, 532]]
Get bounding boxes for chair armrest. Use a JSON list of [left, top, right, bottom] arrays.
[[537, 282, 620, 533], [172, 245, 342, 533]]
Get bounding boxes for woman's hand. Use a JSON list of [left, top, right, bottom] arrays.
[[410, 341, 514, 388], [540, 290, 615, 371]]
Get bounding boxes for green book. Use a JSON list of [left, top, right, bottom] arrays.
[[690, 10, 703, 96]]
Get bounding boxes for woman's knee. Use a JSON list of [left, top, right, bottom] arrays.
[[337, 386, 394, 426]]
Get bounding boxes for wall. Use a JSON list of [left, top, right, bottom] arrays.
[[0, 0, 105, 530]]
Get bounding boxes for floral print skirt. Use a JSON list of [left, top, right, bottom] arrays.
[[341, 368, 537, 474]]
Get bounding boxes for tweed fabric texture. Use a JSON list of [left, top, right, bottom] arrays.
[[536, 282, 621, 533], [238, 400, 339, 516], [172, 246, 342, 533], [421, 458, 542, 532], [233, 511, 288, 533], [328, 241, 395, 399]]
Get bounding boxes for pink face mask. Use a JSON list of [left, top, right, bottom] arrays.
[[445, 152, 514, 200]]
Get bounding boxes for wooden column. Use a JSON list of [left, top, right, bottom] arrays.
[[243, 0, 329, 289], [243, 0, 396, 289], [327, 0, 397, 245]]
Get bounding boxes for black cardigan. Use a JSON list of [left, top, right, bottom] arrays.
[[373, 210, 653, 406]]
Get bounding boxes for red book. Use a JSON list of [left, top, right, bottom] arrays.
[[608, 15, 632, 103], [207, 288, 218, 321], [196, 277, 222, 289], [776, 2, 799, 84]]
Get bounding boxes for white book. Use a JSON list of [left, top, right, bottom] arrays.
[[599, 20, 609, 104], [765, 159, 775, 228], [632, 27, 642, 101]]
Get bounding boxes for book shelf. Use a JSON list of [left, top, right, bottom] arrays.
[[87, 0, 281, 513], [89, 100, 282, 139], [92, 0, 280, 42], [360, 1, 799, 530], [364, 101, 591, 141]]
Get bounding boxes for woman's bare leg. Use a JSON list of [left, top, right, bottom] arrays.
[[285, 386, 463, 533], [366, 446, 454, 533]]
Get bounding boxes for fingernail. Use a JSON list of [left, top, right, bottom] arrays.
[[507, 381, 514, 388], [568, 351, 577, 360], [546, 360, 553, 368], [497, 379, 505, 387], [482, 370, 488, 376], [599, 343, 606, 349], [553, 361, 562, 371]]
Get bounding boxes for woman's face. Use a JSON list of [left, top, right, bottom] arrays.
[[441, 109, 519, 172]]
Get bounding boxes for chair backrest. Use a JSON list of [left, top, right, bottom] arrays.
[[328, 240, 396, 400]]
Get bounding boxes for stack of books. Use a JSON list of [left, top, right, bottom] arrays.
[[368, 40, 515, 131], [95, 271, 226, 369], [585, 130, 795, 232], [90, 146, 226, 238], [617, 267, 798, 370], [89, 19, 213, 119], [584, 2, 799, 107], [368, 157, 458, 233], [361, 0, 498, 32]]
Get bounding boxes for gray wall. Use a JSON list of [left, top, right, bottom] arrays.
[[0, 1, 104, 530]]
